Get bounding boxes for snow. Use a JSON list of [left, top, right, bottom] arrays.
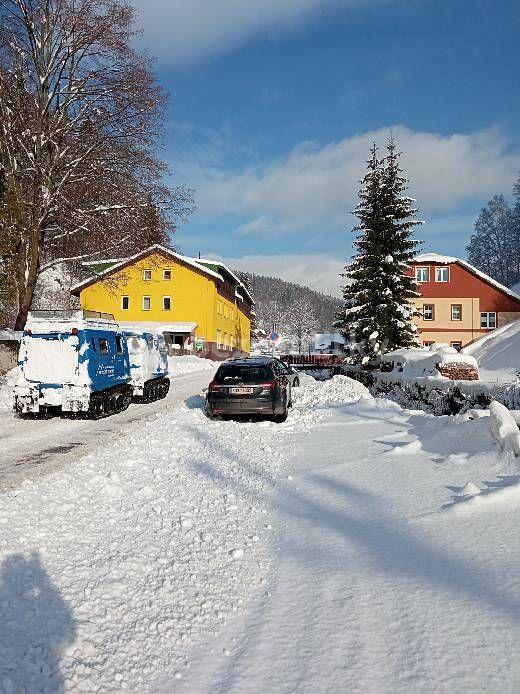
[[21, 334, 79, 385], [464, 320, 520, 382], [1, 372, 520, 692], [167, 355, 219, 377], [489, 400, 520, 455], [381, 346, 478, 379], [0, 368, 18, 411], [414, 252, 458, 264]]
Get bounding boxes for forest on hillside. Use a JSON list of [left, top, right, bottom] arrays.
[[239, 272, 342, 341]]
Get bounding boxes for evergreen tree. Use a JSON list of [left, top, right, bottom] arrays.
[[336, 139, 422, 363]]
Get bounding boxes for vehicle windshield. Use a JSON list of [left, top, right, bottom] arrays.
[[216, 365, 272, 383]]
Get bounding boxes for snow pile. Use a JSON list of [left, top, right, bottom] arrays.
[[382, 345, 477, 380], [489, 400, 520, 456], [0, 367, 18, 411], [167, 355, 218, 377], [292, 374, 371, 411], [0, 379, 308, 691], [464, 320, 520, 382]]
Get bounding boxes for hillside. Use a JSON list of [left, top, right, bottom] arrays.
[[464, 320, 520, 382], [240, 272, 342, 334]]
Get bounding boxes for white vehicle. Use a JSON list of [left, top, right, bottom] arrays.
[[125, 331, 170, 402]]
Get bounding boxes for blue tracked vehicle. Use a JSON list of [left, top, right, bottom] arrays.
[[14, 310, 133, 418], [124, 331, 170, 402]]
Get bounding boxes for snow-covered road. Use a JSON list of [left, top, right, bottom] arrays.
[[0, 359, 216, 489], [174, 392, 520, 693], [1, 371, 520, 692]]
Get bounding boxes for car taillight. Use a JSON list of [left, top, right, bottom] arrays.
[[260, 381, 276, 390], [209, 381, 225, 391]]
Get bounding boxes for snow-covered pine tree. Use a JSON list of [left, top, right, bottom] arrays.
[[337, 139, 423, 364]]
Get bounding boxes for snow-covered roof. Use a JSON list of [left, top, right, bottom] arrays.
[[414, 253, 459, 264], [412, 253, 520, 303], [119, 321, 198, 334], [186, 257, 255, 305], [314, 333, 345, 347], [70, 245, 224, 294], [70, 245, 254, 305]]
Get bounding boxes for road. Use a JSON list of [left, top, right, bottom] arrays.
[[0, 368, 215, 490]]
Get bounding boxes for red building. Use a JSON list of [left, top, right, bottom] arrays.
[[409, 253, 520, 348]]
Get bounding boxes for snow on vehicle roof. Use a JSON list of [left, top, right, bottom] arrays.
[[413, 254, 520, 302], [26, 310, 120, 333]]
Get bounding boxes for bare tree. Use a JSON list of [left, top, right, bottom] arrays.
[[286, 300, 319, 353], [0, 0, 192, 328]]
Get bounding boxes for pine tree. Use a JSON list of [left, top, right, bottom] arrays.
[[336, 139, 423, 364]]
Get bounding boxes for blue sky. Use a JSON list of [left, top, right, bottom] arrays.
[[133, 0, 520, 295]]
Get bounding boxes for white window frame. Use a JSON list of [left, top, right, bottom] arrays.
[[415, 267, 429, 283], [121, 295, 130, 311], [163, 269, 172, 281], [480, 312, 497, 329], [435, 266, 450, 283], [162, 296, 171, 311], [451, 304, 462, 321], [142, 296, 151, 311], [450, 341, 463, 351], [423, 304, 435, 321], [142, 269, 152, 281]]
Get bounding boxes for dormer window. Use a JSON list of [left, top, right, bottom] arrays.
[[435, 266, 449, 282], [415, 267, 429, 283]]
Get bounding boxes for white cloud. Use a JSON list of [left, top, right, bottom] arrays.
[[132, 0, 382, 65], [209, 252, 345, 296], [194, 125, 520, 233]]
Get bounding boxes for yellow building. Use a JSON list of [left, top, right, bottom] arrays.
[[70, 245, 254, 358]]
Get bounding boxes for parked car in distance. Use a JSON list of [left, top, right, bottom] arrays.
[[275, 360, 300, 388], [206, 357, 291, 423]]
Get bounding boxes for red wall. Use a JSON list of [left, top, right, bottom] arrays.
[[408, 262, 520, 312]]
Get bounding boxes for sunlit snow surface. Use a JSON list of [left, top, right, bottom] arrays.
[[0, 366, 519, 692]]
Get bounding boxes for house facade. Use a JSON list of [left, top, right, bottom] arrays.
[[70, 245, 254, 359], [409, 253, 520, 349]]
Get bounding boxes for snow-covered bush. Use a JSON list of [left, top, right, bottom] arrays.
[[344, 364, 520, 416], [489, 401, 520, 456]]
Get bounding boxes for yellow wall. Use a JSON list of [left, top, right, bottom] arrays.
[[78, 251, 251, 353]]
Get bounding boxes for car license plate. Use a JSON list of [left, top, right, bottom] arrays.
[[231, 387, 253, 394]]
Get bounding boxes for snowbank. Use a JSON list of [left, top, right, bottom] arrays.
[[489, 400, 520, 456], [1, 375, 358, 690], [167, 355, 218, 377], [464, 320, 520, 383], [0, 367, 18, 411], [292, 374, 371, 410]]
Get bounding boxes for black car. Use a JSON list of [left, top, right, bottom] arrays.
[[206, 357, 291, 422], [274, 359, 300, 388]]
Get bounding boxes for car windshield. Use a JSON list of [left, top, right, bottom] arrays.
[[216, 365, 272, 383]]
